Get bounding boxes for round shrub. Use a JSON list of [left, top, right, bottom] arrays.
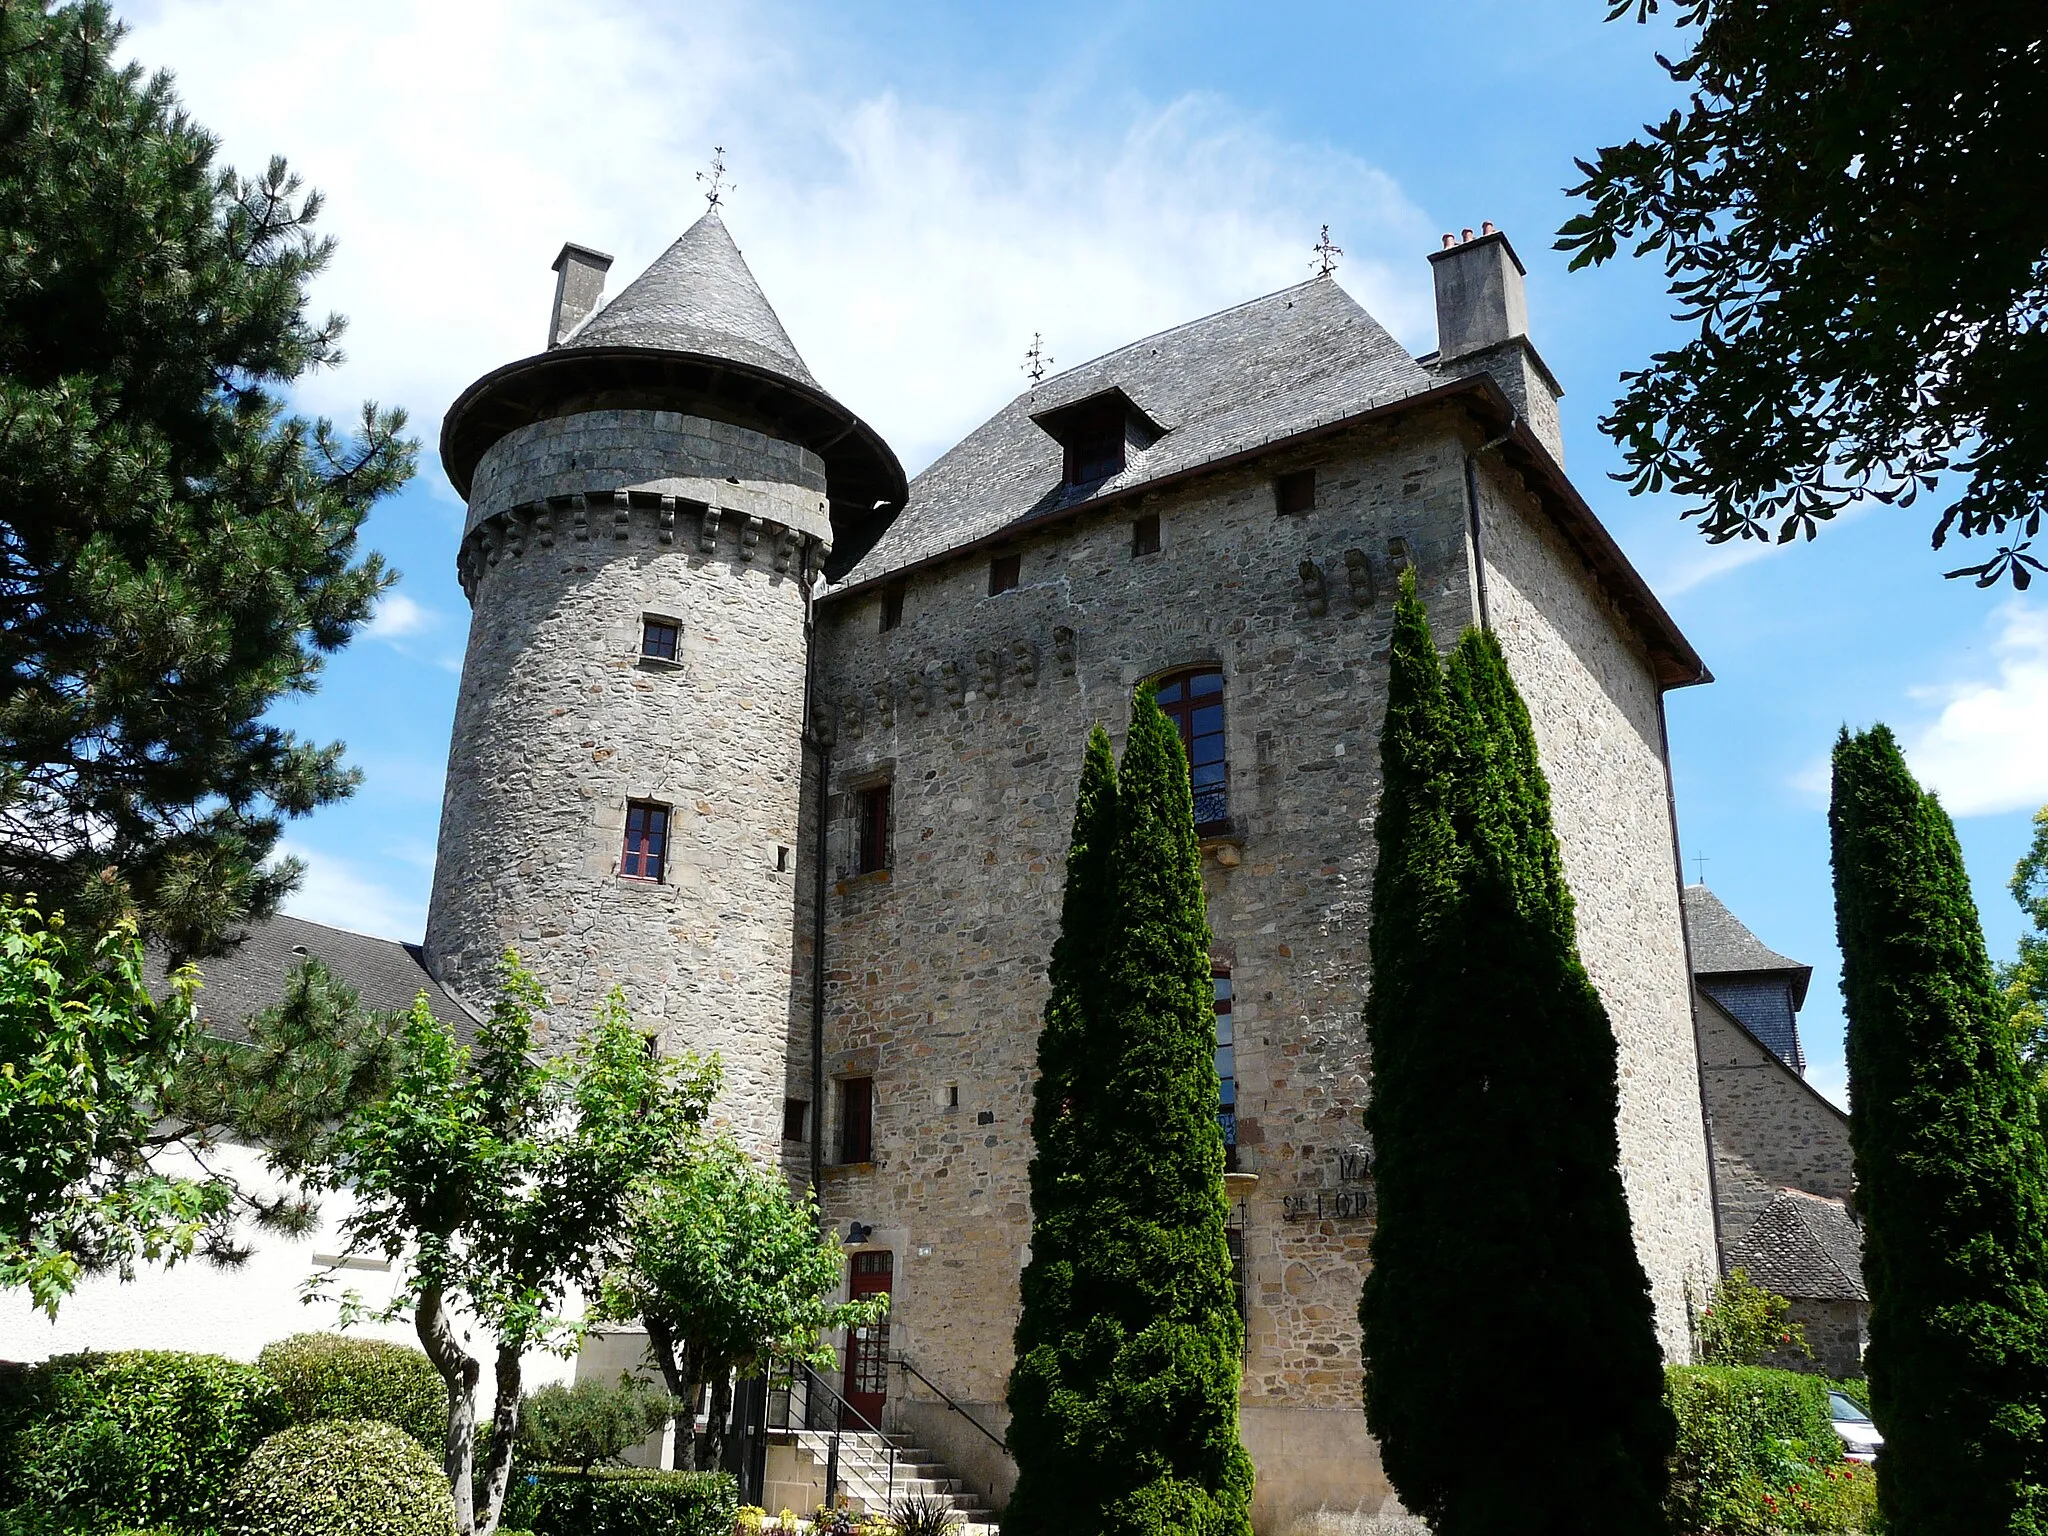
[[226, 1420, 454, 1536], [0, 1349, 287, 1527], [258, 1333, 447, 1451]]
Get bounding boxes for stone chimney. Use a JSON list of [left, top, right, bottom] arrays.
[[547, 242, 614, 349], [1426, 224, 1564, 464]]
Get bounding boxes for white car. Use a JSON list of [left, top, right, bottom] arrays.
[[1829, 1391, 1883, 1462]]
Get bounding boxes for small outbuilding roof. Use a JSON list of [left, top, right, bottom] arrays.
[[1726, 1189, 1868, 1303], [1684, 883, 1812, 1006], [158, 913, 476, 1044]]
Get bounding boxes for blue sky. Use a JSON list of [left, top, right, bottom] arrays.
[[124, 0, 2046, 1108]]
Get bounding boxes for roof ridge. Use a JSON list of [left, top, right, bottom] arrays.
[[1020, 276, 1349, 400]]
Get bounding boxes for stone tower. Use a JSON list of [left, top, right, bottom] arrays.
[[427, 211, 904, 1156]]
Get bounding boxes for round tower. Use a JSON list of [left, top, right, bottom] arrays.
[[427, 211, 903, 1158]]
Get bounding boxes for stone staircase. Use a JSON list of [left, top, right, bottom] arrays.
[[788, 1426, 995, 1532]]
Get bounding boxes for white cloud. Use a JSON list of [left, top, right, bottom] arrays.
[[276, 840, 428, 942], [120, 0, 1435, 484], [365, 590, 432, 642], [1904, 602, 2048, 816]]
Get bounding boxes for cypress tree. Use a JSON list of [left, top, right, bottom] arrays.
[[1008, 725, 1119, 1531], [1361, 577, 1671, 1535], [1005, 694, 1254, 1536], [1830, 725, 2048, 1534]]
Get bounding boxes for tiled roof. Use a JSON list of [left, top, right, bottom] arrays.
[[562, 210, 820, 388], [842, 277, 1433, 585], [1684, 884, 1812, 1004], [1726, 1189, 1868, 1303], [155, 913, 476, 1044]]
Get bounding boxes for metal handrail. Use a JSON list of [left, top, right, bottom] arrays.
[[766, 1357, 895, 1513], [891, 1354, 1008, 1453]]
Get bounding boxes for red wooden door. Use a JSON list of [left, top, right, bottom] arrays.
[[842, 1250, 893, 1427]]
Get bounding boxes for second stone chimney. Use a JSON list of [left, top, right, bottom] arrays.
[[547, 242, 614, 349], [1426, 224, 1564, 464]]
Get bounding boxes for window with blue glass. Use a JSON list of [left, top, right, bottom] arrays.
[[621, 800, 670, 881], [1156, 668, 1229, 831], [1214, 965, 1237, 1172]]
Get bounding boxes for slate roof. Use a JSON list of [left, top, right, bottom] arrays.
[[155, 913, 475, 1044], [843, 277, 1433, 585], [1684, 884, 1812, 1005], [560, 210, 821, 389], [1726, 1189, 1868, 1303]]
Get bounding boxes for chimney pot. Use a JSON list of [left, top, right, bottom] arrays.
[[1481, 219, 1497, 236], [1461, 227, 1475, 242], [548, 242, 614, 349], [1441, 233, 1457, 249], [1428, 226, 1529, 362]]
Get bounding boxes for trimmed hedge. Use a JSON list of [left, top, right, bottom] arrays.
[[258, 1333, 447, 1451], [0, 1350, 286, 1528], [502, 1467, 737, 1536], [1667, 1365, 1873, 1533], [225, 1420, 454, 1536]]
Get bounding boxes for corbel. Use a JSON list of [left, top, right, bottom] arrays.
[[571, 493, 590, 542], [1343, 548, 1376, 610], [739, 514, 763, 562], [873, 679, 894, 729], [1387, 536, 1413, 578], [534, 503, 554, 549], [974, 648, 1001, 700], [699, 506, 723, 554], [1009, 639, 1039, 688], [1052, 625, 1077, 678], [941, 658, 964, 708], [1298, 558, 1329, 617], [610, 489, 630, 541], [658, 497, 676, 546], [909, 668, 932, 718], [773, 527, 801, 573]]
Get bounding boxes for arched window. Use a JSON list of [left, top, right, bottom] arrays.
[[1154, 668, 1229, 832]]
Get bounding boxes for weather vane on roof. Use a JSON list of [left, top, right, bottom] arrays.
[[1312, 225, 1343, 279], [1693, 852, 1710, 884], [697, 146, 734, 210], [1022, 332, 1053, 387]]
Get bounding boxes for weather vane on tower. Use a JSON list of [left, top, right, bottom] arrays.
[[1022, 332, 1054, 387], [1312, 224, 1343, 279], [697, 147, 734, 210]]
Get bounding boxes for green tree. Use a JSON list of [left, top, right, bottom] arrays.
[[1004, 692, 1253, 1536], [1007, 726, 1118, 1527], [1559, 1, 2048, 589], [1359, 577, 1672, 1536], [1830, 725, 2048, 1532], [1999, 806, 2048, 1112], [0, 1, 415, 956], [0, 896, 231, 1315], [596, 1139, 884, 1471], [1693, 1269, 1811, 1367], [311, 955, 717, 1536], [516, 1375, 682, 1474]]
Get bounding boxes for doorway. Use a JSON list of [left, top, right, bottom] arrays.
[[842, 1249, 893, 1428]]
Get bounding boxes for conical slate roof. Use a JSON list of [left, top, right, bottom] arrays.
[[562, 211, 820, 389], [1683, 884, 1809, 981]]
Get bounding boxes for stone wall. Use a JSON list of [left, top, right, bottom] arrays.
[[425, 409, 819, 1160], [800, 400, 1710, 1525], [1473, 448, 1722, 1354], [1697, 991, 1855, 1250]]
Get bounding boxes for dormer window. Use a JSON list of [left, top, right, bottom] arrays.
[[1030, 386, 1166, 491]]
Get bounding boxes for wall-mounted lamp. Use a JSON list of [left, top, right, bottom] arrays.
[[847, 1221, 873, 1245]]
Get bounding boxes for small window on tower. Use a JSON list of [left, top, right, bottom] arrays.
[[640, 615, 681, 663], [783, 1098, 810, 1143], [1275, 469, 1316, 515], [1131, 512, 1161, 557], [621, 800, 670, 881], [989, 552, 1021, 596], [856, 784, 891, 875], [1215, 965, 1238, 1172], [840, 1077, 875, 1164], [880, 586, 905, 632]]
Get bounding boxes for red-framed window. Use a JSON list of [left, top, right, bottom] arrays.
[[622, 800, 670, 881], [839, 1077, 874, 1164], [1215, 965, 1237, 1172], [856, 784, 891, 875], [1155, 669, 1229, 830]]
